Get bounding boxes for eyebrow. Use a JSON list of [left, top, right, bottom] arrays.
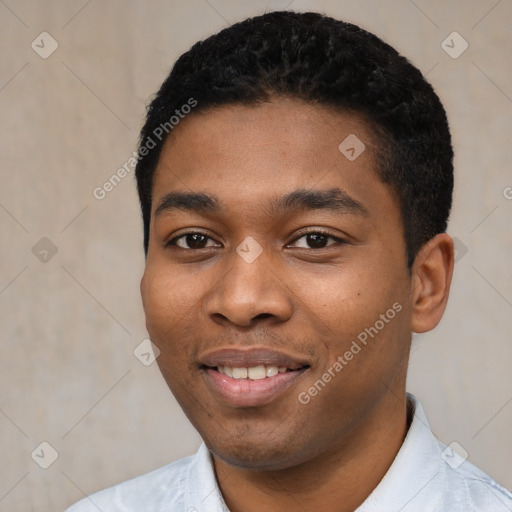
[[154, 188, 368, 218], [268, 188, 369, 217], [155, 192, 221, 216]]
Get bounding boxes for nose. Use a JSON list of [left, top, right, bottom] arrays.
[[204, 246, 293, 328]]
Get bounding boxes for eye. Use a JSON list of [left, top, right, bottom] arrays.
[[167, 232, 221, 250], [289, 230, 344, 249]]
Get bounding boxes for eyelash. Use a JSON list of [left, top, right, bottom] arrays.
[[166, 229, 345, 250], [291, 228, 346, 249]]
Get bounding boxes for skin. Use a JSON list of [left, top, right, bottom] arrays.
[[140, 98, 454, 512]]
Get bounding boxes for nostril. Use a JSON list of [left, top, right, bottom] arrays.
[[254, 313, 273, 321]]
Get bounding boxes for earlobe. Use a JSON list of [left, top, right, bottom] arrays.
[[410, 233, 454, 333]]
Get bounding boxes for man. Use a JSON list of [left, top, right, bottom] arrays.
[[67, 10, 512, 512]]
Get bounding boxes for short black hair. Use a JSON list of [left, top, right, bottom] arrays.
[[135, 10, 453, 267]]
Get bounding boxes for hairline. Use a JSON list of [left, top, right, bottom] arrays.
[[144, 96, 412, 267]]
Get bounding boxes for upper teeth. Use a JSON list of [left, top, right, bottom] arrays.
[[218, 365, 288, 380]]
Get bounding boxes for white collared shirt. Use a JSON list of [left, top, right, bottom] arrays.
[[66, 394, 512, 511]]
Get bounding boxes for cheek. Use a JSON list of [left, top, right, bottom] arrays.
[[141, 264, 199, 341], [141, 267, 203, 385], [305, 262, 408, 358], [300, 267, 385, 328]]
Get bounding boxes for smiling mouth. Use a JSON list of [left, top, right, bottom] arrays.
[[199, 347, 312, 406], [210, 364, 310, 380], [202, 364, 310, 407]]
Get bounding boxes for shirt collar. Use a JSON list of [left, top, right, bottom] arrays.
[[355, 392, 443, 511], [183, 393, 441, 512], [184, 442, 230, 512]]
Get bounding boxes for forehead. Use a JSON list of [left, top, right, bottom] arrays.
[[151, 99, 392, 218]]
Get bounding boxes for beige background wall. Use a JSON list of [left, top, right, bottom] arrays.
[[0, 0, 511, 510]]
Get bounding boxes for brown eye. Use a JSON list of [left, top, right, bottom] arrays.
[[289, 231, 343, 249], [185, 234, 208, 248], [168, 232, 220, 249], [305, 233, 329, 248]]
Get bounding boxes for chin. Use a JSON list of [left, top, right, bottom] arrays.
[[215, 446, 298, 471], [204, 428, 313, 471]]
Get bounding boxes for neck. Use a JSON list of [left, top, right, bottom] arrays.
[[212, 392, 409, 512]]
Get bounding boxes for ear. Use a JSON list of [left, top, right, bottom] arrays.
[[410, 233, 454, 333]]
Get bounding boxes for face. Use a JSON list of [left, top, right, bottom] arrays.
[[140, 99, 414, 471]]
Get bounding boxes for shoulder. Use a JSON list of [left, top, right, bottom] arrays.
[[407, 395, 512, 511], [360, 395, 512, 512], [439, 451, 512, 511], [64, 452, 194, 512]]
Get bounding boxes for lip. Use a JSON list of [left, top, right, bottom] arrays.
[[199, 347, 311, 407], [199, 347, 310, 369], [203, 367, 308, 407]]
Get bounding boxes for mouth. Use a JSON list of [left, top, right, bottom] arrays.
[[199, 348, 311, 407], [213, 364, 306, 379]]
